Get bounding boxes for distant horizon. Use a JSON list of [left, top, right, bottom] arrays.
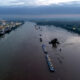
[[0, 0, 80, 19], [1, 14, 80, 19], [0, 0, 80, 17]]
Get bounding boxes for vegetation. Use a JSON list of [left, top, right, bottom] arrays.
[[36, 21, 80, 34]]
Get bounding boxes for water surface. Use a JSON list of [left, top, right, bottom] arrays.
[[0, 22, 80, 80]]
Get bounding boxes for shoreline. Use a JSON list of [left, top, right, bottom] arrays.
[[0, 21, 24, 36]]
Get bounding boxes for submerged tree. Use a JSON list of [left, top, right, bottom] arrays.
[[49, 38, 60, 48]]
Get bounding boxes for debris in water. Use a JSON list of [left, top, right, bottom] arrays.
[[42, 44, 48, 54], [46, 54, 55, 72], [49, 38, 60, 48], [40, 38, 42, 42]]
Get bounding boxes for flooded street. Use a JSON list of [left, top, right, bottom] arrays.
[[0, 22, 80, 80]]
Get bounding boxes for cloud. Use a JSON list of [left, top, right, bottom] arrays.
[[0, 0, 80, 6]]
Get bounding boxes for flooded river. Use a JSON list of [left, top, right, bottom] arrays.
[[0, 22, 80, 80]]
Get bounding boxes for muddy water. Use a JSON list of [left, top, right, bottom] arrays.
[[0, 22, 80, 80], [40, 25, 80, 80]]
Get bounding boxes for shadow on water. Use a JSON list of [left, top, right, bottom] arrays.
[[0, 25, 23, 40], [0, 34, 5, 39]]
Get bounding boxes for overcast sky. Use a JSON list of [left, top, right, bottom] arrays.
[[0, 0, 80, 6]]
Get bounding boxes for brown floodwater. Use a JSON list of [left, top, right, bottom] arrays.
[[0, 22, 80, 80]]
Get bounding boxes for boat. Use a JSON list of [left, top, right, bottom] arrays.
[[46, 54, 55, 72], [0, 27, 5, 35], [42, 44, 48, 54]]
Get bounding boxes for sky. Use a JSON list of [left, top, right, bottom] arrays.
[[0, 0, 80, 6], [0, 0, 80, 18]]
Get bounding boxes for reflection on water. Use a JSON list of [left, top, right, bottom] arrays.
[[40, 25, 80, 80], [0, 25, 21, 40], [0, 35, 5, 39], [65, 36, 80, 44], [0, 22, 80, 80]]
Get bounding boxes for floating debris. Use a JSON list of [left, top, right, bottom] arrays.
[[39, 26, 40, 29], [40, 38, 42, 42], [35, 25, 38, 30], [39, 34, 42, 36], [42, 44, 48, 54], [59, 48, 62, 52], [49, 38, 60, 48], [46, 54, 55, 72]]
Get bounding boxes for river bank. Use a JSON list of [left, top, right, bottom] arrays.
[[0, 20, 24, 36]]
